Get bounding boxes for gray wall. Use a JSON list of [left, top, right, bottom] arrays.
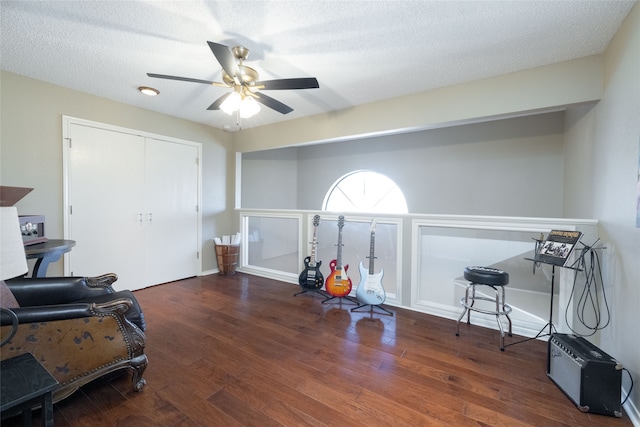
[[242, 112, 565, 217], [241, 146, 298, 209], [563, 2, 640, 410]]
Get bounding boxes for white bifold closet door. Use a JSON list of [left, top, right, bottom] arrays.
[[143, 137, 199, 287], [67, 123, 199, 291]]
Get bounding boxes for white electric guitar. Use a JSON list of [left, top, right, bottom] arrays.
[[356, 219, 386, 305]]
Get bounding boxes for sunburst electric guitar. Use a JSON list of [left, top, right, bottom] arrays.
[[298, 215, 324, 290], [325, 215, 352, 298], [356, 219, 386, 305]]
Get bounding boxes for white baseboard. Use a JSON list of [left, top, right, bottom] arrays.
[[200, 269, 218, 276], [624, 390, 640, 427]]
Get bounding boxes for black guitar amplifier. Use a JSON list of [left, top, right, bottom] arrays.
[[547, 333, 623, 417]]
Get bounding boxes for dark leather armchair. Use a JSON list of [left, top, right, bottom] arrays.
[[0, 273, 147, 402]]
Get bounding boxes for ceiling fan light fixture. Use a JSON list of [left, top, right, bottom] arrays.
[[147, 41, 318, 118], [138, 86, 159, 96], [220, 91, 242, 115], [239, 96, 261, 118]]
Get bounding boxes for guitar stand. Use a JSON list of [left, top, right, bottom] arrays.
[[293, 288, 330, 298], [322, 295, 358, 305], [351, 303, 393, 316]]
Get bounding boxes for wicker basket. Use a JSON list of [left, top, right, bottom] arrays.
[[215, 244, 239, 275]]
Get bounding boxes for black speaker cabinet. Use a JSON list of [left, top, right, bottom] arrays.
[[547, 333, 623, 417]]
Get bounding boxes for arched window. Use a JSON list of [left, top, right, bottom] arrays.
[[323, 170, 408, 213]]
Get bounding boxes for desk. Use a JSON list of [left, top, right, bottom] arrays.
[[24, 240, 75, 278], [1, 353, 58, 427]]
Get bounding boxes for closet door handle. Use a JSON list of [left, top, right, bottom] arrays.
[[148, 213, 153, 222], [138, 213, 143, 223]]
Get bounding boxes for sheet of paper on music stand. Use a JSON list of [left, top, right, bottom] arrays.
[[534, 230, 582, 266]]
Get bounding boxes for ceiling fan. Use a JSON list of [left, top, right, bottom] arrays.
[[148, 41, 319, 117]]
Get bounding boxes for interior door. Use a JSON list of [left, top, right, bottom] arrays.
[[144, 138, 199, 286], [67, 124, 146, 290]]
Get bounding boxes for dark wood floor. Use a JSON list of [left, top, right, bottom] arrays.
[[5, 273, 632, 426]]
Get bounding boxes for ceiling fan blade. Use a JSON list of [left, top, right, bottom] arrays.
[[207, 93, 232, 110], [147, 73, 216, 85], [207, 41, 240, 82], [254, 93, 293, 114], [255, 78, 319, 90]]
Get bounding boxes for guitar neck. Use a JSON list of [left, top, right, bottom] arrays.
[[336, 229, 343, 269], [309, 230, 318, 267], [368, 230, 376, 275]]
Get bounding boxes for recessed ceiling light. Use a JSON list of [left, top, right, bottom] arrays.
[[138, 86, 159, 96]]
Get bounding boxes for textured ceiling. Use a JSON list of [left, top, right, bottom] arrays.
[[1, 1, 635, 132]]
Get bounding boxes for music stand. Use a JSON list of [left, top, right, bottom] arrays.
[[505, 230, 583, 348]]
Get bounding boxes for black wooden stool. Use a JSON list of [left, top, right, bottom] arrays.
[[1, 352, 58, 426], [455, 266, 512, 351]]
